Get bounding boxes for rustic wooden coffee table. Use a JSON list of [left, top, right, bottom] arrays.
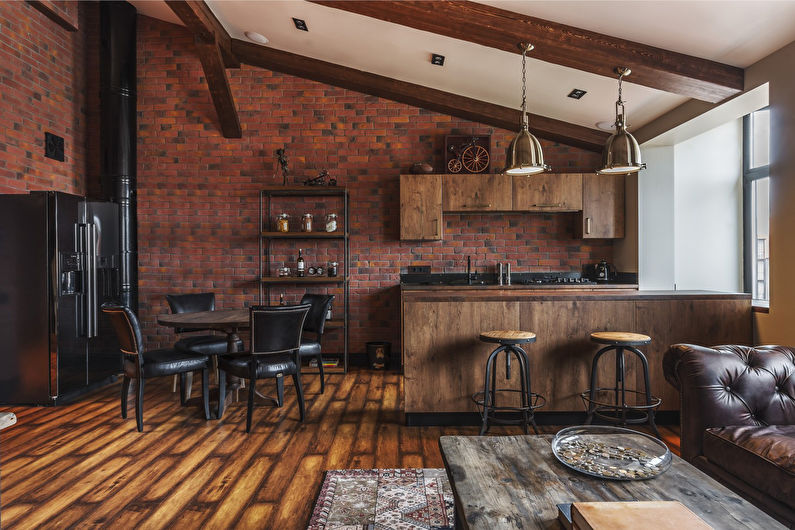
[[439, 435, 784, 529]]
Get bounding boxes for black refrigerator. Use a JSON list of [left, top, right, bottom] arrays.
[[0, 191, 122, 405]]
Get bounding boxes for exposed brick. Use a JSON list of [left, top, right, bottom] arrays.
[[0, 2, 90, 195], [135, 16, 608, 356]]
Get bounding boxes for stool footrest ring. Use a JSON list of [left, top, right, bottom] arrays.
[[472, 389, 546, 415]]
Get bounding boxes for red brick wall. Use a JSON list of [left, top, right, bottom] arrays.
[[137, 17, 608, 356], [0, 2, 90, 194]]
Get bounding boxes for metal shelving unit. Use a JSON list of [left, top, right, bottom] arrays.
[[258, 186, 349, 373]]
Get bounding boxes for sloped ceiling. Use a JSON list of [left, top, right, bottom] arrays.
[[130, 0, 795, 142]]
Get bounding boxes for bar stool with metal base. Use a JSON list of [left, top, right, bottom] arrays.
[[472, 330, 546, 435], [581, 331, 662, 438]]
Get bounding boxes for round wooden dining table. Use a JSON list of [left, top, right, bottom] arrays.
[[157, 308, 249, 354]]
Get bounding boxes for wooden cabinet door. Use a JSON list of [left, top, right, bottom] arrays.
[[400, 174, 442, 240], [442, 174, 512, 212], [512, 173, 582, 211], [578, 173, 625, 238]]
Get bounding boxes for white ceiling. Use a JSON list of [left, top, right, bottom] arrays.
[[130, 0, 795, 135]]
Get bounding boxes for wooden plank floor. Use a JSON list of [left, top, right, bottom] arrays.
[[0, 369, 680, 529]]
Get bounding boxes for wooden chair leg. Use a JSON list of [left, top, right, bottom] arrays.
[[217, 370, 227, 419], [292, 373, 305, 422], [202, 368, 210, 420], [276, 375, 285, 407], [136, 378, 145, 432], [246, 376, 256, 433], [179, 373, 187, 406], [317, 354, 325, 394], [185, 371, 193, 401], [121, 375, 130, 419]]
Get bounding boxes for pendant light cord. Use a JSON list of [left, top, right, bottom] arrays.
[[615, 68, 629, 128], [520, 45, 528, 129]]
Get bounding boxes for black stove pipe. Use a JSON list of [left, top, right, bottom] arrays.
[[100, 1, 138, 311]]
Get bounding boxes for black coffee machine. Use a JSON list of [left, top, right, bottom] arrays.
[[588, 259, 616, 282]]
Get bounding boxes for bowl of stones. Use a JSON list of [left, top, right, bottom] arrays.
[[551, 425, 672, 480]]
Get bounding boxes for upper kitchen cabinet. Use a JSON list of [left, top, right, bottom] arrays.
[[400, 174, 443, 240], [512, 173, 582, 212], [577, 173, 625, 239], [442, 174, 512, 212]]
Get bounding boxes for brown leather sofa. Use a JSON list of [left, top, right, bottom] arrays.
[[664, 344, 795, 527]]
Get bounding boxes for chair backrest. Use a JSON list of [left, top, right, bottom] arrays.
[[166, 292, 216, 333], [299, 294, 335, 337], [102, 304, 144, 362], [250, 304, 311, 355]]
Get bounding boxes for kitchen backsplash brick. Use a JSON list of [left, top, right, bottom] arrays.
[[136, 16, 609, 355]]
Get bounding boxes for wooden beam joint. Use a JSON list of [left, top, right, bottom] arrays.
[[166, 0, 242, 138]]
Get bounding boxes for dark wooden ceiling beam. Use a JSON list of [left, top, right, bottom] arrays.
[[232, 39, 608, 151], [311, 0, 744, 103], [165, 0, 239, 68], [194, 39, 242, 138], [166, 0, 242, 138], [27, 1, 78, 32]]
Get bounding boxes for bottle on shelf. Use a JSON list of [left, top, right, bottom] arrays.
[[296, 249, 305, 277], [279, 293, 286, 306]]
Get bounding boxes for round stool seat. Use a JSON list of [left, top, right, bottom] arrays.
[[479, 330, 536, 344], [590, 331, 651, 346]]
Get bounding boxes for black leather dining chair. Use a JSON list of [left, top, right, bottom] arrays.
[[102, 305, 211, 432], [299, 294, 335, 394], [217, 304, 311, 433], [166, 292, 244, 399]]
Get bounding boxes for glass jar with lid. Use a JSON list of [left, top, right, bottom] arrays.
[[301, 213, 313, 232], [275, 213, 289, 233], [325, 213, 338, 233], [328, 261, 338, 277]]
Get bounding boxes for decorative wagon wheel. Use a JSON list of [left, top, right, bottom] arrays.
[[461, 145, 489, 173], [448, 158, 463, 173]]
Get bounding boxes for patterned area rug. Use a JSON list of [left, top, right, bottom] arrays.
[[307, 468, 455, 529]]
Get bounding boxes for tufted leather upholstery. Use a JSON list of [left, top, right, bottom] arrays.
[[664, 344, 795, 525], [663, 344, 795, 461], [217, 304, 311, 432], [102, 304, 211, 432]]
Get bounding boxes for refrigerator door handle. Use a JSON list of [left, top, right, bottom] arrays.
[[77, 223, 88, 337], [87, 223, 99, 338]]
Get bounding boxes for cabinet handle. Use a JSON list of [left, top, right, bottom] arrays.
[[462, 203, 492, 208], [585, 217, 592, 235], [431, 219, 439, 238], [532, 203, 563, 208]]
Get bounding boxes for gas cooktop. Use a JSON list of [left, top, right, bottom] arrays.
[[519, 276, 597, 285]]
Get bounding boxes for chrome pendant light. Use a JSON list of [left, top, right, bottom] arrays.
[[504, 43, 549, 176], [598, 67, 646, 174]]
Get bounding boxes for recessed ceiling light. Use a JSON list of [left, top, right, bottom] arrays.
[[292, 17, 308, 31], [596, 121, 615, 131], [431, 53, 445, 66], [244, 31, 269, 45], [567, 89, 587, 99]]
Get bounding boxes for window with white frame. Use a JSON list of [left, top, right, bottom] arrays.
[[743, 109, 770, 306]]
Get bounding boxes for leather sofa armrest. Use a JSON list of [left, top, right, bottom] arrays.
[[663, 343, 795, 462]]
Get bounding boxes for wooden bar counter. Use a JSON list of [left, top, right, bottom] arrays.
[[401, 287, 752, 419]]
